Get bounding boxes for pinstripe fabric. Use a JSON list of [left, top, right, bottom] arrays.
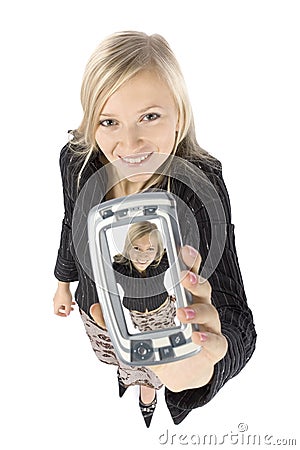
[[54, 143, 256, 423]]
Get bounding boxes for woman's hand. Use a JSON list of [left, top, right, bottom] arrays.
[[150, 245, 228, 392], [53, 282, 76, 317]]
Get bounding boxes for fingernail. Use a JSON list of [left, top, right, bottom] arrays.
[[187, 245, 198, 257], [189, 272, 198, 284], [199, 332, 208, 342], [183, 308, 196, 320]]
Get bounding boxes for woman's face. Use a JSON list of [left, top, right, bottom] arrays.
[[95, 70, 179, 191], [128, 233, 159, 272]]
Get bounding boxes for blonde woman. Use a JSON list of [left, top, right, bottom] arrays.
[[53, 31, 256, 427], [112, 221, 177, 330]]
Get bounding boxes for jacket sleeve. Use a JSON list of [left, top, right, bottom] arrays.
[[165, 160, 257, 419], [54, 144, 79, 282]]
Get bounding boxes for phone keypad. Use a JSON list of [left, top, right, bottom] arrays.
[[159, 346, 175, 359], [170, 332, 186, 348]]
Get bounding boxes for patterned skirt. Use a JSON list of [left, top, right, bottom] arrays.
[[129, 296, 177, 331], [79, 296, 177, 389]]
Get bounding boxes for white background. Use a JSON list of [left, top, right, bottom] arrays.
[[1, 1, 299, 449]]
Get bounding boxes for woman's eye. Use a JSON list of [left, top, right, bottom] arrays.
[[142, 113, 160, 122], [99, 119, 117, 127]]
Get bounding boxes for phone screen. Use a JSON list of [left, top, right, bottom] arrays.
[[103, 216, 182, 336]]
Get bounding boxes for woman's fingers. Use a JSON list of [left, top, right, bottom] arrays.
[[180, 245, 202, 274], [151, 330, 228, 390], [56, 311, 67, 317], [55, 302, 76, 317], [55, 307, 69, 317], [177, 302, 221, 333], [63, 303, 73, 316], [192, 331, 228, 363], [179, 245, 211, 303], [180, 269, 212, 305]]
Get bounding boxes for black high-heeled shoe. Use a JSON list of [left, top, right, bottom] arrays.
[[139, 391, 157, 428], [117, 369, 128, 398]]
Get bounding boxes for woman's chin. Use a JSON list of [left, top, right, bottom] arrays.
[[113, 153, 169, 184]]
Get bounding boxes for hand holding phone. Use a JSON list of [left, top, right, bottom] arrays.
[[87, 191, 201, 366]]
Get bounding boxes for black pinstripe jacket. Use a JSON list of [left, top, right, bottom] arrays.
[[54, 143, 256, 424]]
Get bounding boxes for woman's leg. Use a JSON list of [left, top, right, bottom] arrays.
[[129, 298, 177, 404], [79, 307, 163, 389], [140, 385, 156, 404], [82, 305, 159, 426]]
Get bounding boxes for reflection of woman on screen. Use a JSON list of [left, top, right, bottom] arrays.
[[112, 221, 176, 331]]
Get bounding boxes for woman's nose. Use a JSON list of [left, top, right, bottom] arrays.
[[118, 125, 144, 155]]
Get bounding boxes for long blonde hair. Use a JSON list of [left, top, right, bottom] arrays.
[[70, 31, 217, 191]]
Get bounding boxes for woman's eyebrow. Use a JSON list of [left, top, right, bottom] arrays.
[[99, 112, 116, 117], [137, 105, 163, 113], [99, 105, 164, 117]]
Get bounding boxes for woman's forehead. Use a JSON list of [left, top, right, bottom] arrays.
[[132, 234, 158, 245], [101, 71, 176, 116]]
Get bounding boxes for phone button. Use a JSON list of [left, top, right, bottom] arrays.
[[170, 332, 186, 347], [159, 346, 175, 360], [131, 341, 154, 362]]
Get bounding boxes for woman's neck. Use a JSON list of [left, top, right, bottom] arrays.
[[106, 180, 145, 199], [99, 158, 150, 198], [130, 261, 147, 276]]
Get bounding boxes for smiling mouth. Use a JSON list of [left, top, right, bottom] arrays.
[[120, 152, 153, 165]]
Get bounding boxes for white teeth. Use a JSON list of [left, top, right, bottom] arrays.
[[122, 153, 151, 164]]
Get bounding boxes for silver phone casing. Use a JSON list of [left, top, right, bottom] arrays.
[[87, 191, 201, 366]]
